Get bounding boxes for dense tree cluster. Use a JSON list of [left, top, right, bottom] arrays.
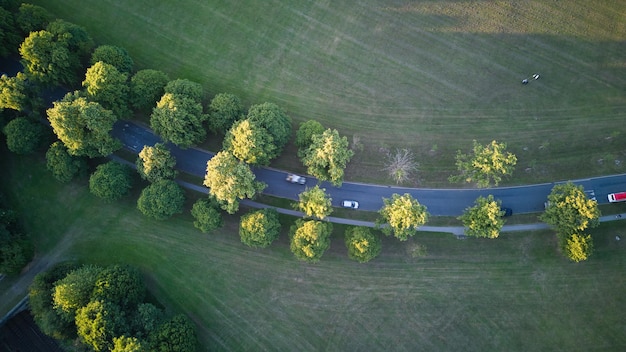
[[3, 116, 44, 154], [540, 182, 599, 262], [45, 141, 87, 183], [239, 208, 281, 248], [89, 161, 134, 201], [191, 198, 223, 233], [300, 128, 354, 186], [91, 45, 134, 73], [136, 143, 178, 183], [295, 185, 333, 220], [29, 263, 197, 351], [0, 194, 34, 275], [137, 179, 185, 220], [83, 61, 130, 118], [130, 69, 169, 112], [208, 92, 244, 133], [289, 219, 332, 262], [344, 226, 381, 263]]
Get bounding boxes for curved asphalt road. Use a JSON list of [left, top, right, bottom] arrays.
[[112, 121, 626, 216]]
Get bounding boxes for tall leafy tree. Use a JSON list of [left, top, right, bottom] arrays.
[[19, 30, 75, 85], [246, 102, 291, 153], [0, 6, 20, 57], [91, 45, 134, 73], [458, 195, 505, 239], [0, 73, 28, 111], [208, 92, 244, 133], [0, 224, 33, 275], [164, 79, 204, 102], [344, 226, 381, 263], [289, 219, 332, 263], [449, 140, 517, 188], [89, 161, 134, 201], [131, 303, 163, 339], [76, 300, 129, 352], [46, 141, 88, 182], [150, 93, 207, 148], [239, 208, 281, 248], [3, 116, 44, 154], [112, 336, 144, 352], [377, 193, 429, 241], [45, 19, 94, 65], [52, 265, 104, 322], [301, 128, 354, 186], [294, 185, 333, 220], [137, 180, 185, 220], [224, 119, 276, 165], [203, 151, 266, 214], [83, 61, 130, 118], [295, 120, 324, 156], [47, 93, 121, 157], [16, 3, 52, 36], [130, 69, 169, 112], [190, 198, 223, 233], [136, 143, 178, 183], [150, 315, 197, 352], [564, 233, 593, 263], [91, 265, 145, 309]]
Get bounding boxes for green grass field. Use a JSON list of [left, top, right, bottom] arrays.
[[2, 152, 626, 351], [31, 0, 626, 186]]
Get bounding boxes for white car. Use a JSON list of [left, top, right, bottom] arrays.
[[342, 200, 359, 209]]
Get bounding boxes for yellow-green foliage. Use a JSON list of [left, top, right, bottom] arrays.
[[378, 193, 429, 241], [459, 195, 504, 239], [564, 233, 593, 263]]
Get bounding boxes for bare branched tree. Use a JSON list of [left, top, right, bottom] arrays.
[[383, 148, 418, 184]]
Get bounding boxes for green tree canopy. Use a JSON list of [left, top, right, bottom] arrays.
[[208, 92, 244, 133], [91, 265, 145, 309], [190, 198, 223, 233], [289, 219, 332, 263], [0, 224, 33, 275], [295, 120, 324, 152], [564, 233, 593, 263], [46, 141, 88, 182], [164, 78, 203, 102], [150, 314, 197, 352], [246, 102, 291, 153], [540, 182, 600, 235], [239, 208, 281, 248], [136, 143, 178, 183], [112, 336, 145, 352], [47, 93, 121, 157], [224, 119, 276, 165], [131, 303, 163, 339], [91, 45, 134, 73], [89, 161, 134, 201], [0, 6, 21, 57], [137, 180, 185, 220], [378, 193, 429, 241], [45, 19, 94, 64], [301, 128, 354, 186], [344, 226, 381, 263], [19, 30, 76, 85], [83, 61, 130, 118], [150, 93, 207, 149], [294, 185, 333, 220], [16, 3, 52, 35], [203, 151, 266, 214], [130, 69, 169, 112], [458, 195, 505, 239], [0, 73, 28, 111], [449, 140, 517, 188], [52, 265, 104, 322], [76, 300, 129, 352], [3, 116, 44, 154]]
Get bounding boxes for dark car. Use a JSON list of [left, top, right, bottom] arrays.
[[501, 207, 513, 217]]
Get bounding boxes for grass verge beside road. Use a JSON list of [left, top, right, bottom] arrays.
[[2, 152, 625, 350]]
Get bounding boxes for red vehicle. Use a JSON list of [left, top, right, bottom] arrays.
[[608, 192, 626, 203]]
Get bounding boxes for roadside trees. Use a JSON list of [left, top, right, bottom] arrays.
[[208, 92, 244, 133], [130, 69, 169, 112], [0, 73, 28, 112], [378, 193, 429, 241], [239, 208, 281, 248], [190, 198, 223, 233], [295, 120, 324, 156], [289, 219, 332, 263], [136, 143, 178, 183], [3, 116, 44, 154], [449, 140, 517, 188], [458, 195, 505, 239], [203, 151, 266, 214], [294, 185, 333, 220], [301, 128, 354, 186], [246, 102, 291, 154], [90, 45, 134, 73], [89, 161, 134, 201], [46, 141, 88, 182], [15, 3, 52, 36], [47, 93, 121, 158], [137, 180, 185, 220], [83, 61, 130, 118], [224, 119, 277, 165], [540, 182, 599, 262], [344, 226, 381, 263], [150, 93, 206, 148]]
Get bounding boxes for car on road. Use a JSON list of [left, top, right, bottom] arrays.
[[608, 192, 626, 203], [342, 200, 359, 209], [285, 173, 306, 185], [501, 207, 513, 217]]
